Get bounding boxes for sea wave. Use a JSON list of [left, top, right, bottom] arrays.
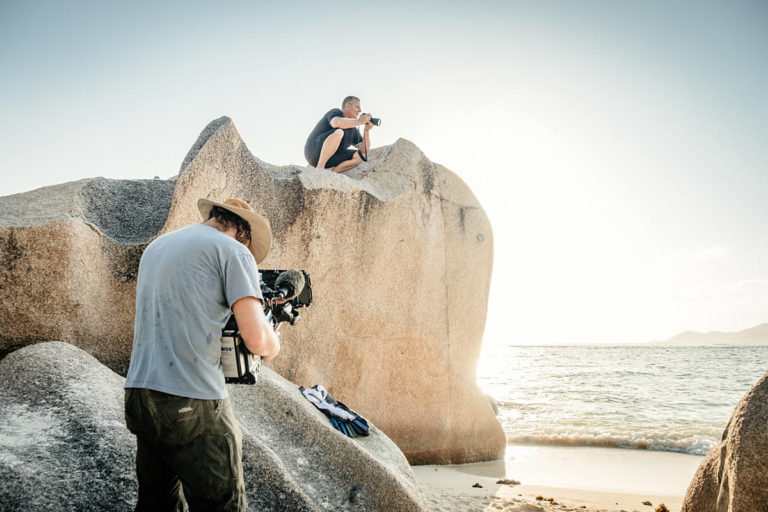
[[506, 433, 716, 455], [481, 346, 767, 459]]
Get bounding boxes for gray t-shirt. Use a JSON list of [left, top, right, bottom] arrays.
[[124, 223, 263, 399]]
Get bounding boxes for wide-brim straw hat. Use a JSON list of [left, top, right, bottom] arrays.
[[197, 198, 272, 264]]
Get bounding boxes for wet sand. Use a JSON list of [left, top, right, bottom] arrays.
[[413, 445, 704, 512]]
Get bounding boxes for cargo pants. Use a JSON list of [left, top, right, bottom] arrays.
[[124, 388, 247, 512]]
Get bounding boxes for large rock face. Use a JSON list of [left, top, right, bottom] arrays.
[[0, 342, 427, 511], [0, 116, 505, 464], [0, 178, 175, 370], [682, 371, 768, 512]]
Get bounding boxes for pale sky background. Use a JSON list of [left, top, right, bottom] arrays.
[[1, 1, 766, 346]]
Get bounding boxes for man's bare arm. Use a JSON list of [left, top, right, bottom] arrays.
[[356, 122, 373, 153], [330, 113, 370, 129], [231, 296, 280, 362]]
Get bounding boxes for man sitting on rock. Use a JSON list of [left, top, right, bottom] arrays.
[[304, 95, 375, 173], [124, 198, 280, 511]]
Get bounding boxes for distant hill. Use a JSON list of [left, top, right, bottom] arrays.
[[658, 323, 768, 346]]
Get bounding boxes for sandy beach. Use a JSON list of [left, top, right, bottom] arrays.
[[413, 445, 704, 512]]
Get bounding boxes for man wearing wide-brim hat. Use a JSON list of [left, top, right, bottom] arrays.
[[124, 197, 279, 511]]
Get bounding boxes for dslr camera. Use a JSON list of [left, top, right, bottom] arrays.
[[363, 113, 381, 126], [221, 269, 312, 384]]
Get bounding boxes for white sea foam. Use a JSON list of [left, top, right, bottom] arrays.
[[506, 432, 717, 455]]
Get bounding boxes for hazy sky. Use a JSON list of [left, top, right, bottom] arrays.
[[1, 1, 766, 345]]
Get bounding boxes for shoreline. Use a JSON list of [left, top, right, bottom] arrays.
[[412, 444, 704, 512]]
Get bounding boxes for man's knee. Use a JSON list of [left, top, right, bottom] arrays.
[[329, 129, 343, 140]]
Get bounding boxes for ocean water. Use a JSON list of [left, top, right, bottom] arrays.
[[477, 345, 768, 455]]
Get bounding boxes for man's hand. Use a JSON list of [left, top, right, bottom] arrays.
[[364, 121, 374, 132], [359, 113, 371, 125]]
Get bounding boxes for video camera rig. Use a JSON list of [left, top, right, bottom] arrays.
[[221, 269, 312, 384]]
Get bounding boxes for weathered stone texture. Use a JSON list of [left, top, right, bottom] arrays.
[[0, 341, 427, 511], [682, 371, 768, 512], [0, 178, 174, 371]]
